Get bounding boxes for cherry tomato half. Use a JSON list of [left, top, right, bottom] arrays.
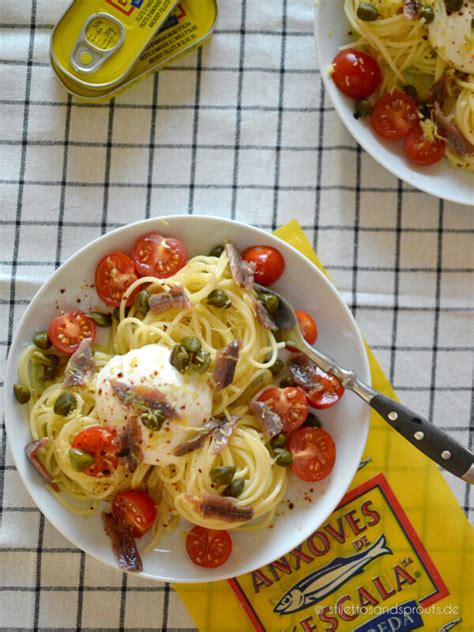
[[48, 310, 96, 355], [241, 245, 285, 286], [304, 365, 344, 409], [403, 124, 446, 166], [186, 526, 232, 568], [95, 252, 138, 307], [132, 232, 188, 279], [112, 489, 157, 538], [288, 427, 336, 482], [370, 91, 419, 141], [71, 426, 118, 478], [259, 386, 309, 433], [331, 49, 382, 99]]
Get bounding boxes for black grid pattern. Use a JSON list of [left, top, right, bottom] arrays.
[[1, 0, 473, 630]]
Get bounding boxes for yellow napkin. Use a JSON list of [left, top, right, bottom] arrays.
[[175, 220, 473, 632]]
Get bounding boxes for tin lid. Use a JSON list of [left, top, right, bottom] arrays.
[[51, 0, 179, 89]]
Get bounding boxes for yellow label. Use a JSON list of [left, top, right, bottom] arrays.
[[51, 0, 217, 101], [51, 0, 178, 87], [175, 221, 474, 632]]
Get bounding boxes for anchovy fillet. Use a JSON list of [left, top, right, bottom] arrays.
[[25, 438, 60, 491], [225, 243, 255, 291], [149, 285, 192, 315], [63, 338, 96, 387], [102, 512, 143, 572], [113, 417, 143, 473], [212, 339, 242, 391], [193, 493, 254, 523], [253, 298, 278, 330], [248, 400, 282, 440]]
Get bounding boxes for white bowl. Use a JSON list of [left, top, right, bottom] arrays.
[[4, 215, 370, 582], [315, 0, 474, 206]]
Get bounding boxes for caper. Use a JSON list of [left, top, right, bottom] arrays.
[[42, 365, 58, 381], [33, 331, 51, 350], [403, 85, 418, 101], [356, 2, 379, 21], [141, 409, 166, 431], [271, 433, 287, 449], [207, 289, 231, 309], [209, 244, 225, 257], [304, 413, 322, 428], [87, 311, 112, 327], [191, 350, 211, 374], [181, 336, 202, 354], [169, 344, 190, 372], [14, 384, 31, 404], [420, 5, 435, 23], [444, 0, 463, 12], [113, 306, 129, 321], [354, 99, 373, 119], [258, 292, 279, 314], [270, 359, 284, 376], [274, 448, 293, 467], [279, 375, 295, 388], [210, 465, 236, 485], [223, 477, 245, 498], [31, 350, 59, 367], [69, 448, 95, 472], [53, 391, 76, 416], [134, 290, 150, 316]]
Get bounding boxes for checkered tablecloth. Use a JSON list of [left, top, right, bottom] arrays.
[[1, 1, 473, 630]]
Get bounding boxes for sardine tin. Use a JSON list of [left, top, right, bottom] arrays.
[[51, 0, 179, 90], [51, 0, 217, 102]]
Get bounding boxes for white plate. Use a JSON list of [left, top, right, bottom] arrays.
[[315, 0, 474, 206], [4, 215, 370, 582]]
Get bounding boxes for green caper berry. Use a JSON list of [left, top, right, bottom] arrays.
[[274, 448, 293, 467], [113, 306, 129, 321], [420, 6, 435, 23], [14, 384, 31, 404], [207, 289, 231, 309], [444, 0, 463, 12], [356, 2, 379, 21], [141, 409, 166, 431], [223, 477, 245, 498], [53, 391, 76, 416], [279, 375, 295, 388], [270, 359, 284, 376], [262, 293, 279, 314], [210, 465, 236, 486], [304, 413, 322, 428], [403, 85, 418, 100], [31, 350, 58, 367], [69, 448, 95, 472], [87, 311, 112, 327], [181, 336, 202, 354], [33, 331, 51, 350], [134, 290, 150, 316], [42, 365, 58, 381], [192, 350, 211, 374], [271, 433, 287, 449], [170, 344, 190, 373], [209, 244, 225, 257], [354, 99, 373, 119]]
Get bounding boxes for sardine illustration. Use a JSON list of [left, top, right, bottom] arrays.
[[274, 534, 392, 615], [439, 618, 462, 632]]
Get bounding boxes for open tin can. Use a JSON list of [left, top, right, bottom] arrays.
[[51, 0, 218, 102]]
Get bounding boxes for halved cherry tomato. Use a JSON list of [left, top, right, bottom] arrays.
[[288, 427, 336, 482], [371, 92, 419, 141], [95, 252, 138, 307], [404, 124, 446, 166], [186, 526, 232, 568], [304, 366, 344, 409], [48, 310, 96, 355], [286, 310, 318, 353], [132, 232, 188, 279], [71, 426, 118, 478], [259, 386, 309, 433], [241, 245, 285, 286], [112, 489, 157, 538], [331, 49, 382, 99]]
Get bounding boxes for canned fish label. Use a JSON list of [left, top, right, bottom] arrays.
[[51, 0, 179, 89], [51, 0, 217, 102]]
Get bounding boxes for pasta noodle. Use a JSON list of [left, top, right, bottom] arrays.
[[343, 0, 474, 172], [19, 249, 289, 546]]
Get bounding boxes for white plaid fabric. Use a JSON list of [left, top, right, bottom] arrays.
[[1, 0, 473, 629]]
